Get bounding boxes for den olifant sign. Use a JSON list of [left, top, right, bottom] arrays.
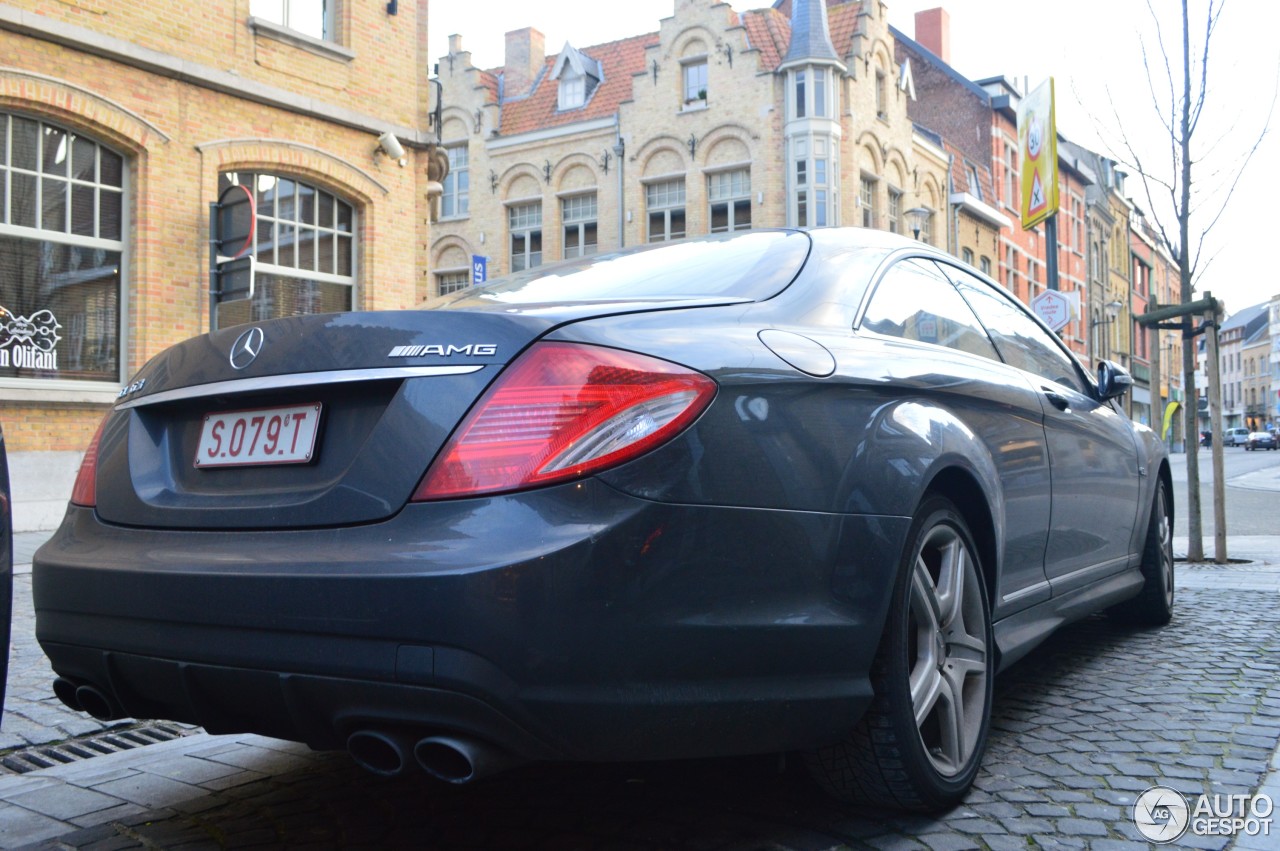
[[0, 306, 60, 371]]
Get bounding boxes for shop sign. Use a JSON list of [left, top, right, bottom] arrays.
[[0, 307, 61, 371]]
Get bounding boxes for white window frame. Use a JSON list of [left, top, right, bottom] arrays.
[[683, 59, 708, 107], [562, 192, 598, 258], [558, 69, 586, 110], [645, 179, 686, 243], [250, 0, 333, 42], [887, 187, 902, 234], [216, 171, 357, 329], [442, 143, 469, 219], [508, 201, 543, 272], [708, 169, 751, 233], [859, 176, 876, 228], [436, 269, 469, 296], [0, 112, 128, 393]]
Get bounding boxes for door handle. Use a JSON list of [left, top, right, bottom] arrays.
[[1043, 389, 1071, 412]]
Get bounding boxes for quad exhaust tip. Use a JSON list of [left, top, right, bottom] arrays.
[[345, 729, 521, 784], [413, 734, 520, 784], [346, 730, 414, 777], [53, 678, 125, 721]]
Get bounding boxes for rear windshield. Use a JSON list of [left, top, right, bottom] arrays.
[[427, 230, 811, 307]]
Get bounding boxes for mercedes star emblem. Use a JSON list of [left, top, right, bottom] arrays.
[[229, 327, 265, 370]]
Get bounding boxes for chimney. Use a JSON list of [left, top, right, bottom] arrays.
[[504, 27, 545, 100], [914, 8, 950, 65], [448, 34, 463, 54]]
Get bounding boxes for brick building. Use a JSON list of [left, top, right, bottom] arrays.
[[430, 0, 950, 289], [1, 0, 442, 528], [895, 10, 1089, 358]]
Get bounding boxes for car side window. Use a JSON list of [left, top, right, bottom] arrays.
[[861, 259, 1001, 362], [946, 268, 1087, 395]]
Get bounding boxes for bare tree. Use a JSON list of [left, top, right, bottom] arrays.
[[1105, 0, 1274, 562]]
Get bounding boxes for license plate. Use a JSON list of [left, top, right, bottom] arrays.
[[195, 403, 322, 468]]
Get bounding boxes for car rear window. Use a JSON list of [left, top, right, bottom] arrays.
[[429, 231, 811, 307]]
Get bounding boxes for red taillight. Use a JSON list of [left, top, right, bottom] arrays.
[[414, 342, 716, 501], [70, 414, 110, 507]]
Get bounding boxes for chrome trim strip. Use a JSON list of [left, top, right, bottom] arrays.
[[116, 365, 486, 410]]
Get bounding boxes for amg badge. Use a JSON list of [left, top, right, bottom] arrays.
[[388, 343, 498, 358]]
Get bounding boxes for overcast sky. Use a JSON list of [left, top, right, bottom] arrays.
[[428, 1, 1280, 316]]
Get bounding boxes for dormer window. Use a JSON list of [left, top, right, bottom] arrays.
[[551, 43, 601, 112], [559, 69, 586, 110]]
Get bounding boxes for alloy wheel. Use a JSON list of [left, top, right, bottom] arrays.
[[907, 525, 989, 778]]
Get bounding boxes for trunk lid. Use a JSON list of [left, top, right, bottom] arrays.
[[95, 310, 556, 529]]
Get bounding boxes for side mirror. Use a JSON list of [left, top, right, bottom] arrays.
[[1096, 360, 1133, 401]]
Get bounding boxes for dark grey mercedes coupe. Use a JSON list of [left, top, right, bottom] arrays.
[[33, 228, 1174, 811]]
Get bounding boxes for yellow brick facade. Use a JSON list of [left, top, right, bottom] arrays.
[[431, 0, 949, 289], [0, 0, 440, 453]]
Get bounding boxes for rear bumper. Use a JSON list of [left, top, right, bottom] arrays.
[[34, 481, 909, 761]]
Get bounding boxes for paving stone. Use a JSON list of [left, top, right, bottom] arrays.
[[88, 773, 205, 809], [7, 782, 124, 821], [0, 801, 72, 846]]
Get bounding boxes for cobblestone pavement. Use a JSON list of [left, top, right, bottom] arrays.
[[2, 553, 1278, 850], [3, 534, 191, 758]]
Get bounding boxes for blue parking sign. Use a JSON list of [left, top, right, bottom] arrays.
[[472, 255, 487, 285]]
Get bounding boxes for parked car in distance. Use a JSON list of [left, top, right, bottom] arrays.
[[1223, 427, 1251, 446], [33, 228, 1175, 812], [1246, 431, 1277, 451]]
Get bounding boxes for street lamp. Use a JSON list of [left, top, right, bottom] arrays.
[[906, 206, 932, 241]]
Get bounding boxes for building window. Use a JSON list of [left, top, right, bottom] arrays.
[[813, 156, 828, 227], [887, 188, 902, 234], [967, 164, 982, 201], [962, 247, 975, 266], [814, 68, 827, 117], [859, 176, 876, 228], [250, 0, 332, 41], [875, 69, 887, 119], [796, 159, 808, 226], [0, 113, 124, 383], [918, 209, 934, 244], [442, 143, 469, 219], [437, 270, 469, 296], [795, 71, 807, 119], [509, 201, 542, 272], [1004, 144, 1018, 210], [709, 169, 751, 233], [562, 193, 598, 258], [559, 70, 586, 110], [683, 60, 708, 106], [980, 256, 992, 276], [216, 171, 356, 329], [646, 179, 686, 243]]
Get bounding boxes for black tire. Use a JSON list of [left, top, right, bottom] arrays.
[[1110, 478, 1174, 626], [804, 496, 993, 811]]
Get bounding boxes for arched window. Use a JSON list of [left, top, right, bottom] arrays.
[[0, 112, 124, 384], [216, 171, 356, 328]]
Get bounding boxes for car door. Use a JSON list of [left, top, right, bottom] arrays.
[[947, 269, 1143, 590], [0, 423, 11, 723], [853, 258, 1054, 613]]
